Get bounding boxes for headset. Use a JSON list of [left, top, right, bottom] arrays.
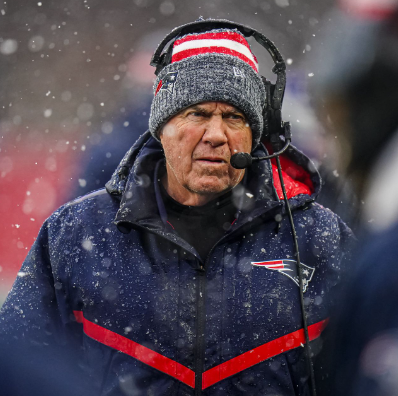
[[150, 18, 317, 396], [150, 18, 292, 159]]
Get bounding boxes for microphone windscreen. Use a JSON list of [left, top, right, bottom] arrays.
[[230, 152, 252, 169]]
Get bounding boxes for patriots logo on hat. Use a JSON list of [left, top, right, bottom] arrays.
[[251, 259, 315, 292], [159, 71, 178, 95], [233, 67, 245, 78]]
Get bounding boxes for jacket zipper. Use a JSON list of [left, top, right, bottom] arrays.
[[127, 223, 209, 393], [194, 238, 227, 395], [195, 265, 206, 395]]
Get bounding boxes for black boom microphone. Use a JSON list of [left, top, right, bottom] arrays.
[[230, 137, 292, 169]]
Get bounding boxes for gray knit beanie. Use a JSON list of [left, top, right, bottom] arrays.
[[148, 28, 266, 149]]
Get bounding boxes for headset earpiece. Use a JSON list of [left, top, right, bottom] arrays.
[[261, 77, 273, 139], [261, 75, 289, 152]]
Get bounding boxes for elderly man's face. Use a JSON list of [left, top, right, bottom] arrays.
[[159, 101, 252, 206]]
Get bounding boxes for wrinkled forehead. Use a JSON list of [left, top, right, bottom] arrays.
[[173, 101, 248, 118], [191, 101, 245, 112]]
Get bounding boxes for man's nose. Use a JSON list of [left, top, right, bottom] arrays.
[[202, 116, 228, 147]]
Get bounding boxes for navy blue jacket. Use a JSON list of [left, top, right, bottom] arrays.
[[0, 132, 354, 395]]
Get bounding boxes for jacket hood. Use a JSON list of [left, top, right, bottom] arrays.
[[105, 131, 321, 232]]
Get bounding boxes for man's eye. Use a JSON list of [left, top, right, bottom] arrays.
[[187, 111, 205, 119], [228, 114, 245, 121]]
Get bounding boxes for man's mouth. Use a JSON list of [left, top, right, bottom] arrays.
[[196, 158, 227, 164]]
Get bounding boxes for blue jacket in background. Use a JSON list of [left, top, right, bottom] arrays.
[[317, 220, 398, 396], [0, 132, 354, 395]]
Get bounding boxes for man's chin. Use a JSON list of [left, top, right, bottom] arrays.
[[187, 179, 232, 196]]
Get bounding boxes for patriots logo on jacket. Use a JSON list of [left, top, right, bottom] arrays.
[[251, 259, 315, 292]]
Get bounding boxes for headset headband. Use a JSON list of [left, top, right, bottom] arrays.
[[150, 19, 285, 68]]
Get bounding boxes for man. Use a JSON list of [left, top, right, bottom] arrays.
[[0, 20, 354, 395]]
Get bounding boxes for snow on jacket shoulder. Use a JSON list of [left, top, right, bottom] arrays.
[[0, 132, 355, 396]]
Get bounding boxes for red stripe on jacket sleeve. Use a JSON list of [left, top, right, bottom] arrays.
[[73, 311, 195, 388], [202, 319, 328, 389]]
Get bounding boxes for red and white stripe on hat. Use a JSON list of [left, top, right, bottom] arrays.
[[171, 30, 259, 73]]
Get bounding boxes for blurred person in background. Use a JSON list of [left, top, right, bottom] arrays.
[[0, 18, 354, 395], [310, 0, 398, 394], [312, 0, 398, 233], [281, 72, 359, 230]]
